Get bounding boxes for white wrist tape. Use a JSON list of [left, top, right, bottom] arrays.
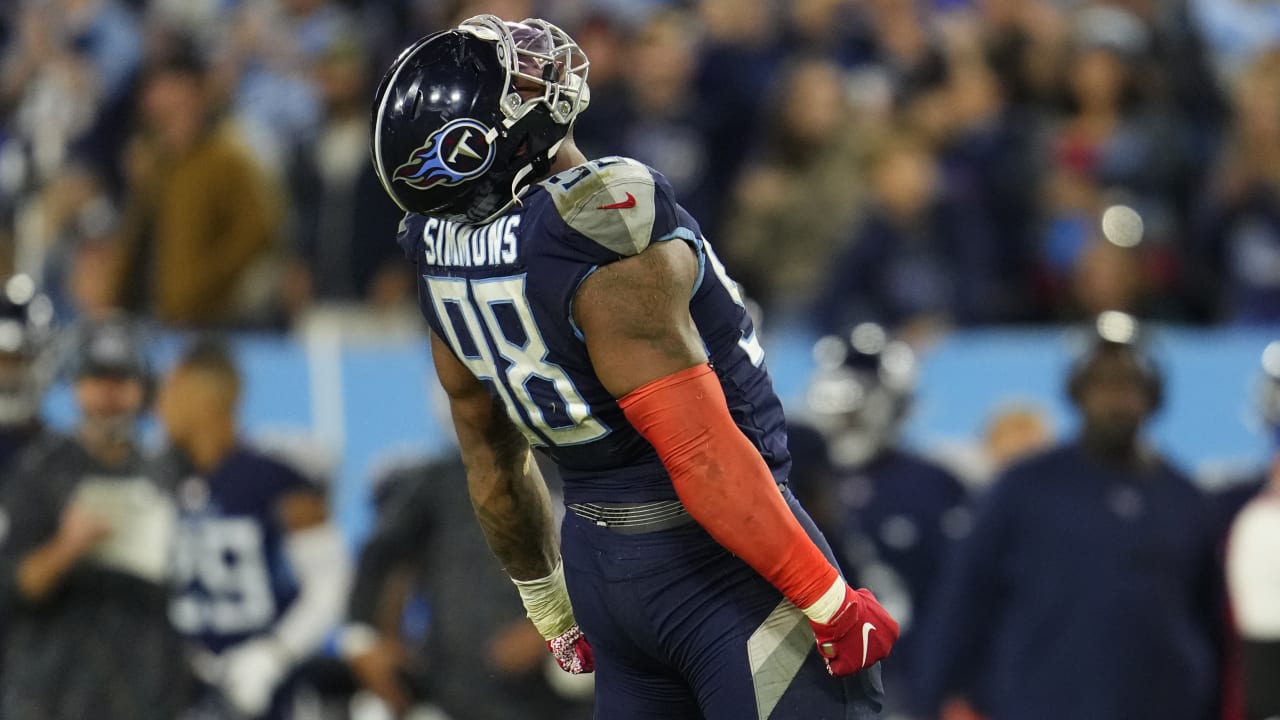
[[800, 577, 846, 624], [512, 560, 576, 640]]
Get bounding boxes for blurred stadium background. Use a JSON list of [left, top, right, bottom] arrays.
[[3, 0, 1280, 718]]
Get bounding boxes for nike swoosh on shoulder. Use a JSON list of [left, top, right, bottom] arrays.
[[597, 192, 636, 210], [860, 622, 876, 668]]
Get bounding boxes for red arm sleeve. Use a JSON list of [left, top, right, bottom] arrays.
[[618, 363, 840, 611]]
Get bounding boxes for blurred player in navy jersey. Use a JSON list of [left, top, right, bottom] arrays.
[[788, 324, 970, 720], [159, 339, 350, 720], [0, 316, 191, 720], [369, 15, 897, 719], [921, 312, 1221, 720]]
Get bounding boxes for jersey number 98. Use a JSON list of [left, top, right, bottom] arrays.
[[427, 275, 608, 446]]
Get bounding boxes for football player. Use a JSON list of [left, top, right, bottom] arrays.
[[160, 339, 350, 719], [370, 15, 897, 718], [0, 316, 191, 720], [792, 324, 970, 720]]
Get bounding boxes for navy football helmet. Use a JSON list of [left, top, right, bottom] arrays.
[[806, 323, 917, 468], [371, 15, 590, 224], [0, 275, 55, 426]]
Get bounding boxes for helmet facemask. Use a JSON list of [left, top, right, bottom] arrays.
[[459, 15, 591, 128], [457, 15, 591, 221]]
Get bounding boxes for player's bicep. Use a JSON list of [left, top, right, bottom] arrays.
[[573, 239, 707, 398]]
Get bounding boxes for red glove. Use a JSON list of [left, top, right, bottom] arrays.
[[809, 586, 899, 676], [546, 623, 594, 674]]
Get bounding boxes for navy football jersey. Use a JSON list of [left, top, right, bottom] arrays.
[[169, 446, 315, 653], [399, 156, 790, 503]]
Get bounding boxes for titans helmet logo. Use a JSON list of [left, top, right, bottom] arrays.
[[393, 118, 497, 190]]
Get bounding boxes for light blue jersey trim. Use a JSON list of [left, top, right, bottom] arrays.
[[657, 227, 705, 297], [567, 265, 602, 343]]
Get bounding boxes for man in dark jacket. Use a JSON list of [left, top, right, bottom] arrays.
[[921, 312, 1221, 720]]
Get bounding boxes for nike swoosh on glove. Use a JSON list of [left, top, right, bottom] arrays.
[[546, 623, 594, 674], [809, 586, 899, 676]]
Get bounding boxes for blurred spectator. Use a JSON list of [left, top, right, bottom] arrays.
[[109, 50, 284, 328], [282, 37, 406, 319], [0, 0, 141, 188], [724, 57, 877, 318], [613, 9, 729, 236], [812, 130, 1000, 337], [1188, 0, 1280, 90], [921, 313, 1222, 720], [1036, 7, 1190, 319], [564, 12, 635, 161], [160, 339, 349, 719], [21, 166, 117, 317], [340, 452, 593, 720], [782, 0, 875, 69], [967, 0, 1071, 110], [1194, 50, 1280, 324], [861, 0, 951, 106], [2, 0, 1278, 332], [1224, 455, 1280, 720], [0, 316, 192, 720], [693, 0, 781, 216], [789, 324, 970, 720], [220, 0, 354, 173], [1076, 235, 1146, 319], [923, 19, 1042, 322]]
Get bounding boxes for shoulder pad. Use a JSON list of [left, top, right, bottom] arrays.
[[540, 157, 671, 257]]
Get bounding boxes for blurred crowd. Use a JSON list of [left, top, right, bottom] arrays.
[[3, 1, 1280, 720], [3, 0, 1280, 337]]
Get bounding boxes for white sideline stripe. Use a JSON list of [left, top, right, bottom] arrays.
[[747, 599, 813, 720], [305, 318, 346, 455]]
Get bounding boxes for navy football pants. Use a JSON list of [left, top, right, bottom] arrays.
[[561, 489, 885, 720]]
